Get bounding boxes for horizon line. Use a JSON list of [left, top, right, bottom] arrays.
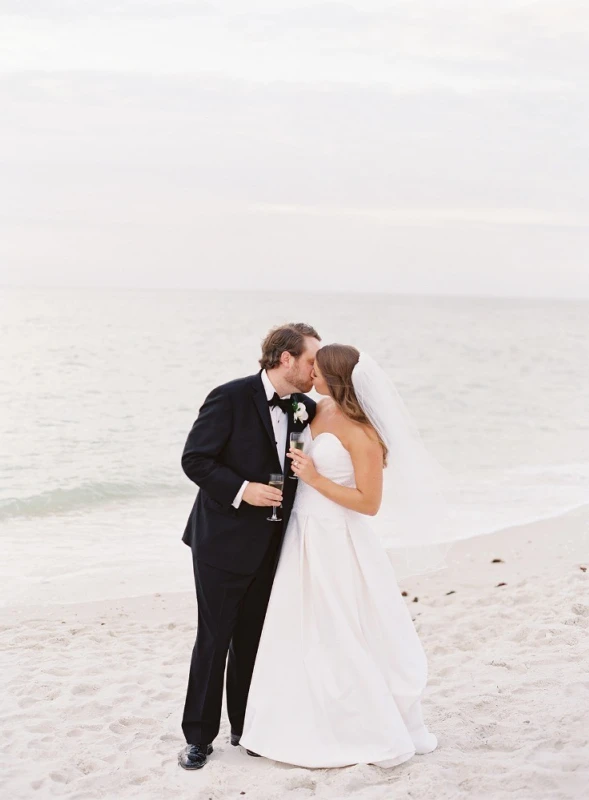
[[1, 284, 588, 303]]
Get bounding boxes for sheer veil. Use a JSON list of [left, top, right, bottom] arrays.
[[351, 352, 461, 578]]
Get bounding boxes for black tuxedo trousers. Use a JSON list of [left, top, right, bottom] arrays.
[[180, 372, 315, 744], [182, 529, 282, 744]]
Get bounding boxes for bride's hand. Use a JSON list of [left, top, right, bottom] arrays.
[[288, 448, 319, 485]]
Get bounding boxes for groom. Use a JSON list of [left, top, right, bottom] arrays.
[[178, 322, 321, 770]]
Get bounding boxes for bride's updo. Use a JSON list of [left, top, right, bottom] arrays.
[[315, 344, 388, 465]]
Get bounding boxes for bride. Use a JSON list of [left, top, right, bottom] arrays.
[[239, 344, 441, 768]]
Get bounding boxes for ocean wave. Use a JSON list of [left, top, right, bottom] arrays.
[[0, 480, 191, 521], [446, 499, 589, 543]]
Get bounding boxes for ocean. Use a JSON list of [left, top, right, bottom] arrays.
[[1, 287, 588, 606]]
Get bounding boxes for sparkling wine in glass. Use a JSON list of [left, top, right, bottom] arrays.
[[289, 432, 305, 479], [267, 473, 284, 522]]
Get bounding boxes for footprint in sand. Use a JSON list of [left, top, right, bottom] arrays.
[[509, 625, 531, 642], [571, 603, 589, 616], [26, 722, 51, 734], [49, 771, 69, 784], [71, 683, 100, 696], [75, 757, 102, 775], [129, 773, 152, 785], [43, 667, 70, 677], [160, 733, 183, 743], [109, 716, 159, 734], [565, 614, 589, 627], [117, 683, 140, 694]]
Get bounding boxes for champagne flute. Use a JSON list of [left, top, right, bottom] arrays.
[[267, 473, 284, 522], [289, 432, 305, 480]]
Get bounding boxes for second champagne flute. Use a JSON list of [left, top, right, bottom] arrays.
[[289, 432, 305, 479], [267, 473, 284, 522]]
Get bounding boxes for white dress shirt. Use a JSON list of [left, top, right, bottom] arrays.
[[232, 371, 291, 508]]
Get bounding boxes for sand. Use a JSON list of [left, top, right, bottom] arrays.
[[1, 506, 588, 800]]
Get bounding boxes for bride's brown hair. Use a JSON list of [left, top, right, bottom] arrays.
[[315, 344, 388, 466]]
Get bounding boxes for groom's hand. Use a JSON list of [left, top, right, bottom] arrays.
[[242, 483, 284, 507]]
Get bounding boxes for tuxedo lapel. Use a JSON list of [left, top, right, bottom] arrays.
[[284, 396, 295, 480], [251, 374, 281, 463]]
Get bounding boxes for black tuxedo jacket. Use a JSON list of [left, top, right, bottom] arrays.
[[181, 371, 316, 575]]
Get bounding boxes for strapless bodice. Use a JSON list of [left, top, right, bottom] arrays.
[[291, 429, 356, 520]]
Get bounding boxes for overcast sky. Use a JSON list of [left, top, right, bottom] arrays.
[[1, 0, 588, 297]]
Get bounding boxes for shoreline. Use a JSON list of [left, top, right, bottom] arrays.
[[2, 498, 588, 612], [2, 486, 587, 534], [4, 500, 588, 614]]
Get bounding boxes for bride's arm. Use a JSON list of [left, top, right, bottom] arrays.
[[288, 430, 383, 516]]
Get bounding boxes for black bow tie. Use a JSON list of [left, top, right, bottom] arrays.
[[268, 393, 292, 414]]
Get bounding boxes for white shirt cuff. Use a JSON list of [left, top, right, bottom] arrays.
[[232, 480, 249, 509]]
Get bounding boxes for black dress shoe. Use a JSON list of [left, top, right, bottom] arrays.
[[178, 743, 213, 770]]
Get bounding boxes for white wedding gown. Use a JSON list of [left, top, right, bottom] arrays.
[[240, 428, 437, 769]]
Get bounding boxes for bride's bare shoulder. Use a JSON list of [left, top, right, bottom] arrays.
[[341, 417, 381, 450]]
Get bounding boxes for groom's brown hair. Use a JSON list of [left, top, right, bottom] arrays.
[[259, 323, 321, 370]]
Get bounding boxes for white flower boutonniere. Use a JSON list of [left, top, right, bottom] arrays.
[[292, 400, 309, 424]]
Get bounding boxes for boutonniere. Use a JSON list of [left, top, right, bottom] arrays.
[[292, 400, 309, 424]]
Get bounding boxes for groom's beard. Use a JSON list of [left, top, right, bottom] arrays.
[[294, 379, 313, 392], [285, 367, 313, 394]]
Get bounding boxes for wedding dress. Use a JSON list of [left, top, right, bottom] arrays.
[[239, 426, 437, 768]]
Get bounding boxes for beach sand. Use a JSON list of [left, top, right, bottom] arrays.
[[1, 506, 588, 800]]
